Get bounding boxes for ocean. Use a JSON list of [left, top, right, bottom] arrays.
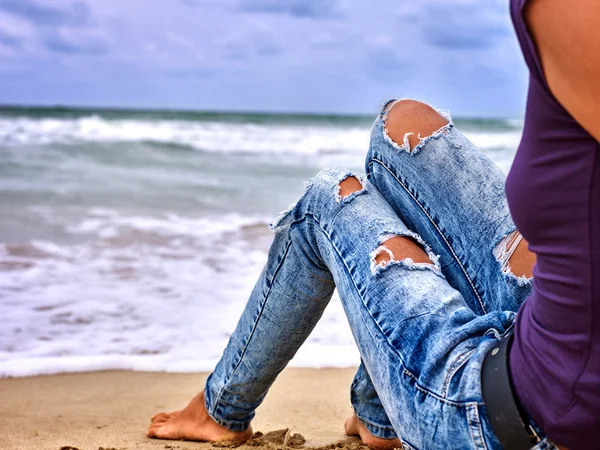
[[0, 106, 523, 377]]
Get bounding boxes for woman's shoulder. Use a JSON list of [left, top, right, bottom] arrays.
[[519, 0, 600, 141]]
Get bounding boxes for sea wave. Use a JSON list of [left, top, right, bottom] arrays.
[[0, 115, 370, 155], [0, 115, 521, 157], [64, 207, 270, 239]]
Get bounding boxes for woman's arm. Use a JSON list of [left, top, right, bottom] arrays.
[[525, 0, 600, 142]]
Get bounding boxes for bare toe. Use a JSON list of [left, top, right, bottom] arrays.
[[146, 424, 162, 438], [150, 416, 171, 426], [151, 412, 170, 422]]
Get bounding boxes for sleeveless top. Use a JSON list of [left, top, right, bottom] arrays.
[[506, 1, 600, 448]]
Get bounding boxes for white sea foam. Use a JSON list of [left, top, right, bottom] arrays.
[[0, 209, 360, 377]]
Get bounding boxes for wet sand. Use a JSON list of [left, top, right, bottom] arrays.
[[0, 368, 373, 450]]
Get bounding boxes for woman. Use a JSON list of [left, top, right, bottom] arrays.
[[147, 1, 599, 448]]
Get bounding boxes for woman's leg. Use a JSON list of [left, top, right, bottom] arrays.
[[346, 99, 541, 449], [366, 99, 535, 316], [149, 168, 514, 450]]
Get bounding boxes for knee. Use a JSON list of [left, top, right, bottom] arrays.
[[372, 236, 432, 267], [311, 169, 366, 202], [270, 169, 366, 232], [338, 175, 363, 199], [384, 99, 449, 152], [370, 233, 441, 276]]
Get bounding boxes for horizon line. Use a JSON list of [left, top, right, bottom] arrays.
[[0, 103, 520, 122]]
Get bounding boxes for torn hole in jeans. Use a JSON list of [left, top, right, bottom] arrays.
[[380, 98, 455, 155], [493, 231, 532, 286], [335, 172, 367, 204], [370, 231, 442, 277]]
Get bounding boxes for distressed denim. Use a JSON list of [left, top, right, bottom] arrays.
[[204, 100, 559, 450]]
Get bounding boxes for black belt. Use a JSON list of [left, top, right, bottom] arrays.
[[481, 333, 540, 450]]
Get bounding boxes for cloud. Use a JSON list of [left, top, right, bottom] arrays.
[[0, 0, 111, 56], [218, 33, 281, 62], [237, 0, 339, 18], [165, 67, 215, 79], [0, 0, 528, 117], [183, 0, 339, 19], [422, 1, 511, 49], [0, 0, 91, 27], [0, 30, 19, 48], [43, 29, 110, 55], [0, 10, 36, 41], [366, 46, 411, 81]]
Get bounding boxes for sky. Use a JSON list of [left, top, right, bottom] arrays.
[[0, 0, 530, 117]]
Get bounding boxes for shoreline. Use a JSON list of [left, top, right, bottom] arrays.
[[0, 368, 363, 450]]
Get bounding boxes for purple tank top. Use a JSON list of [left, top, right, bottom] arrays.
[[507, 1, 600, 448]]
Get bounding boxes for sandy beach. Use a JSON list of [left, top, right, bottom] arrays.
[[0, 368, 371, 450]]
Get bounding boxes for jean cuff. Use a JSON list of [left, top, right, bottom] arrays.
[[204, 385, 253, 432], [354, 411, 398, 440]]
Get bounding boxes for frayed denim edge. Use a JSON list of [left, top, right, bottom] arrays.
[[334, 171, 368, 204], [269, 171, 368, 233], [380, 98, 455, 156], [269, 178, 314, 233], [370, 230, 442, 277], [492, 230, 532, 287], [269, 201, 297, 232], [204, 387, 252, 432]]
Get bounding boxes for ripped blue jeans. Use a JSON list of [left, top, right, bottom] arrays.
[[204, 100, 557, 450]]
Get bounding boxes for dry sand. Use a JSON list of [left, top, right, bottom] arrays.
[[0, 368, 374, 450]]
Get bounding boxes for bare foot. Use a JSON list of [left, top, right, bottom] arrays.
[[345, 414, 402, 450], [147, 390, 253, 443]]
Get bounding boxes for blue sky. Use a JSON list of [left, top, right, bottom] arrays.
[[0, 0, 529, 117]]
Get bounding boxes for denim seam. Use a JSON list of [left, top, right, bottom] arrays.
[[305, 214, 417, 380], [403, 369, 484, 407], [466, 403, 488, 450], [442, 348, 476, 398], [367, 156, 487, 315], [349, 373, 365, 391], [208, 238, 294, 430]]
